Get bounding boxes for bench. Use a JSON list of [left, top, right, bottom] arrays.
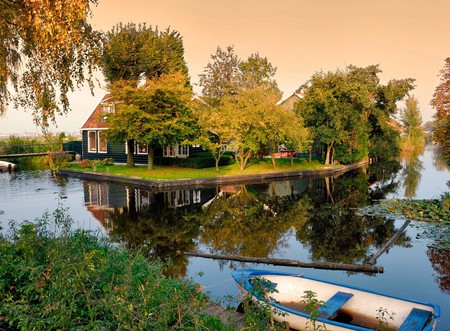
[[399, 308, 431, 331], [317, 291, 354, 319]]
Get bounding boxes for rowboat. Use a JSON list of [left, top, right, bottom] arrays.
[[0, 161, 16, 172], [232, 269, 440, 331]]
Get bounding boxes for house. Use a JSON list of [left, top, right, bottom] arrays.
[[278, 91, 304, 111], [80, 94, 202, 164]]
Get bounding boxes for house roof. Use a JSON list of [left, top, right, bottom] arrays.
[[81, 94, 112, 130]]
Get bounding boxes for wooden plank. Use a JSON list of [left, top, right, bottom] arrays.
[[368, 219, 411, 265], [398, 308, 431, 331], [186, 252, 384, 273], [317, 291, 354, 318]]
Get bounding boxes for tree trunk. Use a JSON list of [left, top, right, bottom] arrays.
[[271, 142, 276, 168], [126, 139, 135, 167], [147, 145, 155, 170], [290, 152, 294, 166], [213, 148, 223, 172], [325, 142, 333, 165], [308, 146, 312, 163]]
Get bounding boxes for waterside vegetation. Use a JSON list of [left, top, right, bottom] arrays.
[[0, 206, 233, 331]]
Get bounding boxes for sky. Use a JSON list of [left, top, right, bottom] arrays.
[[1, 0, 450, 134]]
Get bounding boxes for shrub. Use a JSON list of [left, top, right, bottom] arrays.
[[46, 151, 72, 172], [79, 158, 95, 168], [155, 153, 235, 169], [0, 206, 230, 330]]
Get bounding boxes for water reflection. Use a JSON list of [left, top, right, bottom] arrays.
[[80, 163, 417, 276], [400, 148, 425, 198], [427, 247, 450, 294]]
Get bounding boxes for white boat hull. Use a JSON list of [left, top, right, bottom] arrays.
[[232, 269, 439, 331]]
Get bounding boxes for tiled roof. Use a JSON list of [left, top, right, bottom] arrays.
[[81, 94, 112, 130]]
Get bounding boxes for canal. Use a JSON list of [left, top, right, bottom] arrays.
[[1, 144, 449, 330]]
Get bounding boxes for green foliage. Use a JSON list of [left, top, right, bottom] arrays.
[[102, 23, 188, 84], [301, 290, 328, 331], [0, 206, 229, 330], [239, 277, 286, 330], [46, 151, 72, 172], [198, 47, 308, 171], [382, 193, 450, 223], [0, 135, 60, 154], [296, 64, 414, 165], [400, 95, 425, 152], [156, 153, 235, 169], [107, 72, 195, 170]]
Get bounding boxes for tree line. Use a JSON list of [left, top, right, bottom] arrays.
[[1, 1, 448, 167]]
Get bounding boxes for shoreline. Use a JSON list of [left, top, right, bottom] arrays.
[[58, 160, 368, 190]]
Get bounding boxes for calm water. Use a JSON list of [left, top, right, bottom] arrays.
[[1, 145, 449, 330]]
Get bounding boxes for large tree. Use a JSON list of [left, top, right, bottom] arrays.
[[0, 0, 101, 127], [107, 72, 195, 169], [198, 48, 308, 170], [102, 23, 190, 167], [295, 65, 414, 165], [431, 58, 450, 160], [198, 46, 240, 105]]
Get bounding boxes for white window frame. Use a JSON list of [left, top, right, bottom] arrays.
[[88, 131, 97, 153], [137, 143, 148, 155], [164, 144, 189, 158], [97, 131, 107, 153]]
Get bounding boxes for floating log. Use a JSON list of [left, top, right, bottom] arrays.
[[186, 252, 384, 273], [368, 219, 411, 265]]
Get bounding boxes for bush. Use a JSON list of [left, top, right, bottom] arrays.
[[46, 151, 72, 172], [155, 152, 235, 169], [79, 158, 95, 168], [0, 206, 230, 330]]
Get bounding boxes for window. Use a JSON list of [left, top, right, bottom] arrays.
[[101, 104, 115, 114], [137, 143, 148, 154], [88, 131, 97, 152], [164, 144, 189, 158], [178, 145, 189, 157], [98, 131, 107, 153]]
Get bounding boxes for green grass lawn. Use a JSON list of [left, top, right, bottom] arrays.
[[66, 157, 333, 181]]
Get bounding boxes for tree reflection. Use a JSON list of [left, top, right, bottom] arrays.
[[431, 145, 450, 171], [400, 148, 425, 198], [198, 184, 311, 258], [427, 247, 450, 294], [367, 160, 402, 200], [296, 170, 412, 265], [103, 189, 204, 276]]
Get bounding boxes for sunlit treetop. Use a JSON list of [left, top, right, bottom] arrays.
[[0, 0, 102, 127]]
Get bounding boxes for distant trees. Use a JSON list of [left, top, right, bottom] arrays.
[[0, 0, 101, 127], [400, 95, 424, 151], [295, 65, 414, 165], [431, 58, 450, 161], [101, 23, 192, 168], [197, 46, 308, 170]]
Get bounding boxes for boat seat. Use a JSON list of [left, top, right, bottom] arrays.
[[317, 291, 354, 319], [398, 308, 431, 331]]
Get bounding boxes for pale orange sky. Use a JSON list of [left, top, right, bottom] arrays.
[[1, 0, 449, 134]]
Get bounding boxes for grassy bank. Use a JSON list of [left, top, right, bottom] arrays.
[[65, 157, 329, 181]]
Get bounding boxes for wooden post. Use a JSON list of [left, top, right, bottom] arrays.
[[368, 219, 411, 265], [186, 252, 384, 273]]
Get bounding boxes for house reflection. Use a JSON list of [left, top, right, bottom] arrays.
[[83, 181, 218, 231]]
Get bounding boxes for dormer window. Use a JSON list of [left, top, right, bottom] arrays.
[[101, 104, 115, 114]]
